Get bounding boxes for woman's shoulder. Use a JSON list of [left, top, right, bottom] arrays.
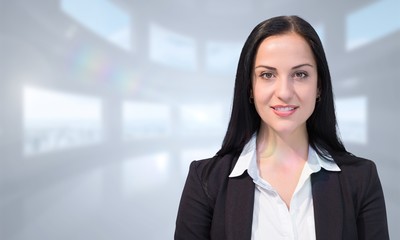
[[332, 152, 377, 168], [187, 153, 239, 198], [190, 153, 239, 180], [332, 152, 380, 181]]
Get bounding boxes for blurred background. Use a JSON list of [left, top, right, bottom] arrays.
[[1, 0, 399, 239]]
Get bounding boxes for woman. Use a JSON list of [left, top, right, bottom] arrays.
[[175, 15, 389, 240]]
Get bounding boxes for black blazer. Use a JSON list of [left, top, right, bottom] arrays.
[[175, 152, 389, 240]]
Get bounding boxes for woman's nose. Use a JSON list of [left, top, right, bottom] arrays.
[[275, 77, 294, 101]]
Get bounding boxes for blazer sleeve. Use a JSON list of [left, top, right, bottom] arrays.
[[175, 161, 212, 240], [356, 161, 390, 240]]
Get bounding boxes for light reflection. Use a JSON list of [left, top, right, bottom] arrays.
[[336, 96, 368, 144], [338, 78, 360, 89], [20, 167, 104, 238], [23, 86, 102, 155], [122, 101, 171, 139], [65, 43, 141, 95], [179, 103, 225, 136], [122, 153, 170, 194]]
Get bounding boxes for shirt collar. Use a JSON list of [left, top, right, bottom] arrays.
[[228, 134, 257, 177], [228, 134, 341, 178]]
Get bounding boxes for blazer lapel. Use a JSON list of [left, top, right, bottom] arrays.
[[311, 170, 343, 240], [225, 172, 255, 240]]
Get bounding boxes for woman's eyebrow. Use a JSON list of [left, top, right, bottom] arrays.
[[254, 63, 314, 70], [254, 65, 276, 70], [292, 63, 314, 69]]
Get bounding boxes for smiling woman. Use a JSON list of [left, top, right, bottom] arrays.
[[174, 15, 389, 240], [252, 33, 319, 140]]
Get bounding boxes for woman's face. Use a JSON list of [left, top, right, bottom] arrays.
[[252, 32, 318, 137]]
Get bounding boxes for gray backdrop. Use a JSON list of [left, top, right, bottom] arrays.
[[1, 0, 399, 239]]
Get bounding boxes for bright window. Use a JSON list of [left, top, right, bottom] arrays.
[[23, 86, 102, 155], [205, 41, 242, 75], [61, 0, 131, 50], [149, 23, 197, 70], [346, 0, 400, 50]]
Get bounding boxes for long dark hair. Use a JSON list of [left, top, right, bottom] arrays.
[[216, 15, 347, 159]]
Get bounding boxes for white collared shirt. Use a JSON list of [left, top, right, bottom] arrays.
[[229, 134, 341, 240]]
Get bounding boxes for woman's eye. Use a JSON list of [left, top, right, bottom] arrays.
[[260, 72, 274, 79], [294, 72, 308, 79]]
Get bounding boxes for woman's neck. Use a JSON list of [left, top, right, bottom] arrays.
[[256, 124, 309, 165]]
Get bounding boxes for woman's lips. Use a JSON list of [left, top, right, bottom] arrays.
[[271, 105, 298, 117]]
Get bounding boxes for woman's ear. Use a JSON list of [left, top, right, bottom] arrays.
[[316, 89, 321, 102]]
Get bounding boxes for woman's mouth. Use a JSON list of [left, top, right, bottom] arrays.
[[271, 105, 298, 117]]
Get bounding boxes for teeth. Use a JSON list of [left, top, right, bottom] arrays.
[[274, 107, 294, 111]]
